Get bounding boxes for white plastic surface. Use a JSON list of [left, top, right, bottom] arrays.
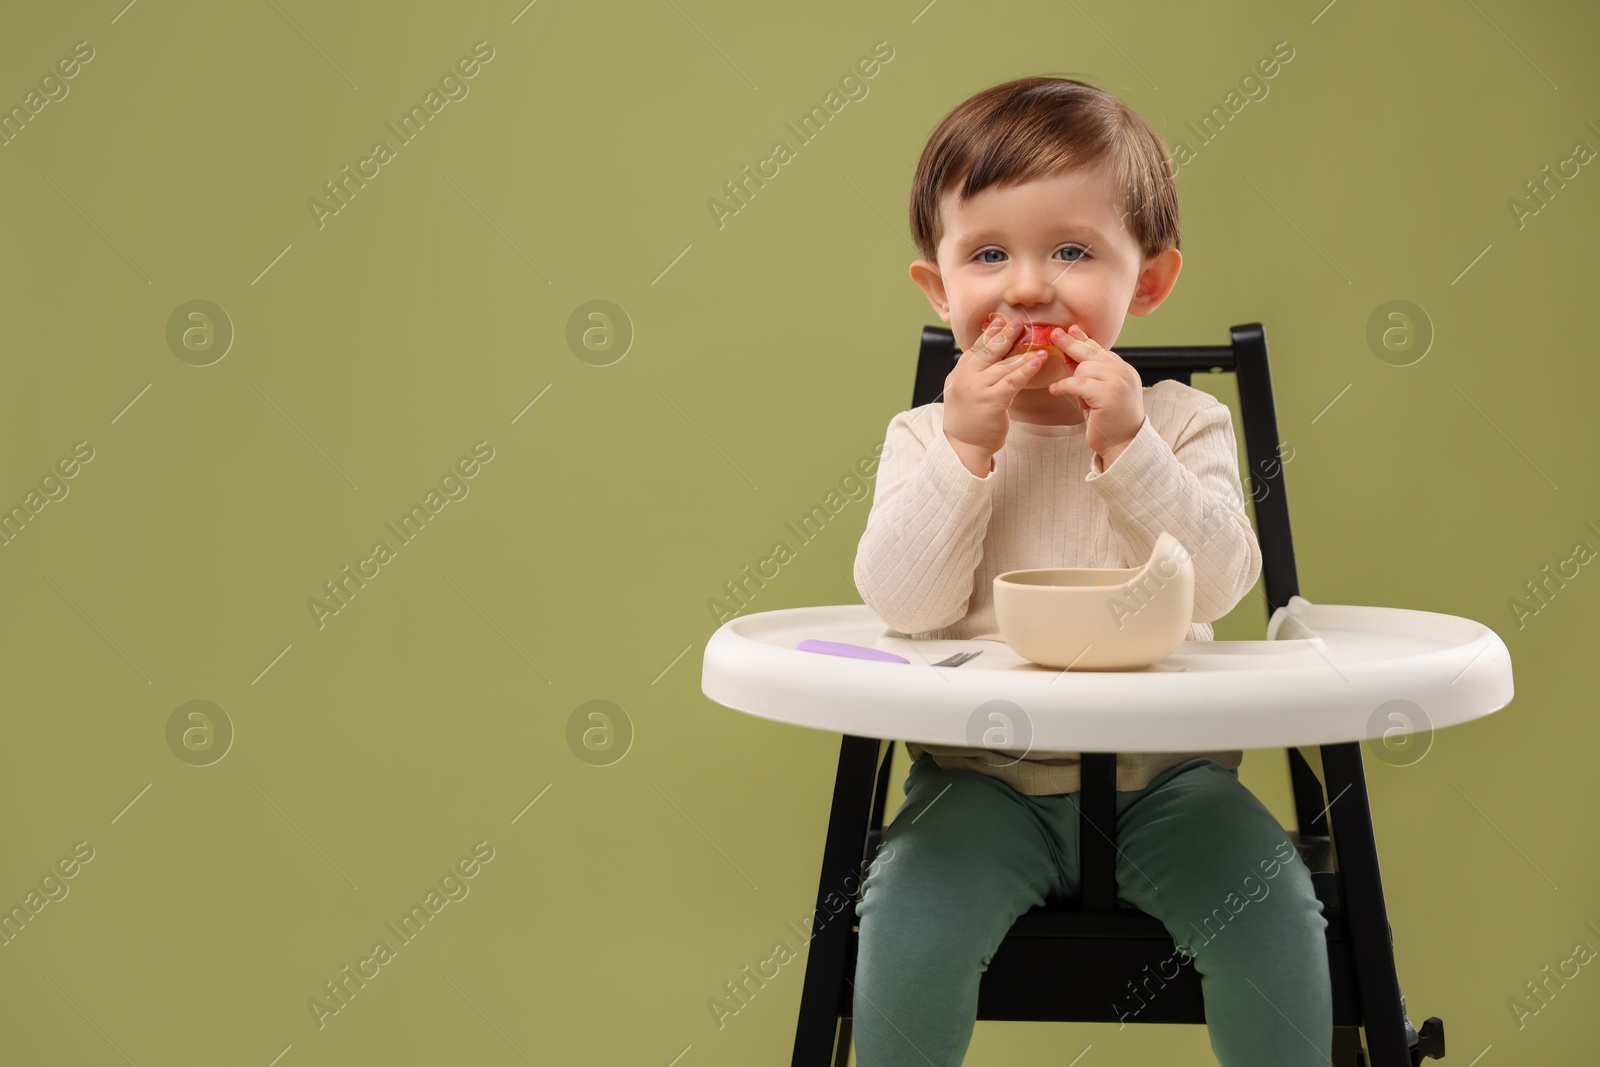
[[700, 596, 1514, 751]]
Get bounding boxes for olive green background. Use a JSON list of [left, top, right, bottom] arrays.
[[1, 0, 1595, 1063]]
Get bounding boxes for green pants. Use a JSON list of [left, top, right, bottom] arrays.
[[852, 754, 1332, 1066]]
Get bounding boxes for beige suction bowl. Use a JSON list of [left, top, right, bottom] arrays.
[[992, 531, 1195, 670]]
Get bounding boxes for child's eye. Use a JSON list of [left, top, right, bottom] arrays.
[[972, 245, 1089, 264]]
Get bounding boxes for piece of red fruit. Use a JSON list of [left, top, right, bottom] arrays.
[[987, 314, 1074, 364]]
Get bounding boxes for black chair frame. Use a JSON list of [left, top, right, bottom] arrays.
[[791, 323, 1446, 1066]]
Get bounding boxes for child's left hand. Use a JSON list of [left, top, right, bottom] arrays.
[[1046, 324, 1145, 463]]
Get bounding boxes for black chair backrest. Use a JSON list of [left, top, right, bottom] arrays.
[[913, 322, 1300, 617]]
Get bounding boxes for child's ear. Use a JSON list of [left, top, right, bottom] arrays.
[[1127, 248, 1182, 317], [909, 259, 951, 323]]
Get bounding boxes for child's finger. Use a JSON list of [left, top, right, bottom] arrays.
[[999, 351, 1051, 390], [972, 317, 1019, 367], [986, 340, 1048, 385], [1049, 376, 1092, 415], [963, 316, 999, 356]]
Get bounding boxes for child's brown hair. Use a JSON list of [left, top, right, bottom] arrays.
[[909, 76, 1181, 264]]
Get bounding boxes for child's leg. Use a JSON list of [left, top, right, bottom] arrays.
[[1111, 759, 1333, 1067], [852, 754, 1066, 1067]]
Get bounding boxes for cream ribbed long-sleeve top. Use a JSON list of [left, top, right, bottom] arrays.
[[852, 379, 1264, 795]]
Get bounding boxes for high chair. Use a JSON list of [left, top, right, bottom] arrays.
[[791, 323, 1448, 1066]]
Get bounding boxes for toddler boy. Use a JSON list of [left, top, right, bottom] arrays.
[[855, 75, 1264, 795]]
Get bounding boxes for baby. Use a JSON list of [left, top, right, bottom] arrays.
[[851, 76, 1332, 1066]]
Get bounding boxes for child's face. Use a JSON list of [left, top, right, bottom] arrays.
[[910, 165, 1181, 396]]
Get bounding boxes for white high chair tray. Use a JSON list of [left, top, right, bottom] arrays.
[[701, 596, 1514, 752]]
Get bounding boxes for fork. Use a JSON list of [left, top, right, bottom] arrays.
[[931, 650, 983, 668]]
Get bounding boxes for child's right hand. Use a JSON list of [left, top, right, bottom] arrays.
[[942, 315, 1050, 471]]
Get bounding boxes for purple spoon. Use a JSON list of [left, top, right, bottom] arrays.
[[796, 639, 910, 664]]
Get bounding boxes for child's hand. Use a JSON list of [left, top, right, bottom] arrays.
[[1046, 325, 1145, 461], [942, 315, 1052, 471]]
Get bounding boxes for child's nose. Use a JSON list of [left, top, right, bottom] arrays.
[[1006, 287, 1056, 312]]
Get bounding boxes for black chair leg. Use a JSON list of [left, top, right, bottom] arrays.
[[1321, 741, 1410, 1067], [791, 734, 882, 1067]]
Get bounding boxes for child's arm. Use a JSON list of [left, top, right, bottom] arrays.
[[1085, 396, 1263, 624], [853, 408, 995, 634]]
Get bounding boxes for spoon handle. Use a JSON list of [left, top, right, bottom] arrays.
[[795, 639, 910, 664]]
